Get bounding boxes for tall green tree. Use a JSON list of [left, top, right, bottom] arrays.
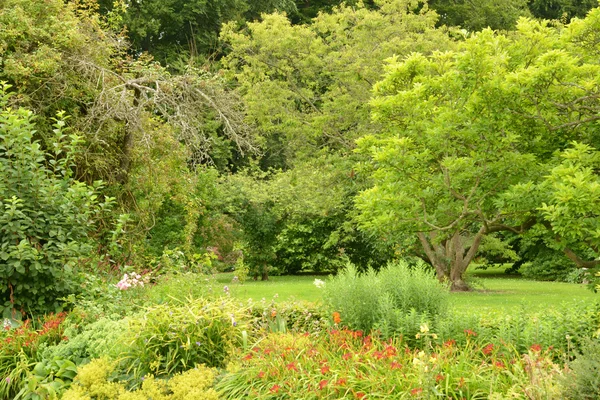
[[356, 14, 600, 290], [428, 0, 531, 31], [222, 0, 451, 168], [99, 0, 297, 64]]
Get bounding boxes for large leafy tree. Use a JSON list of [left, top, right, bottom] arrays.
[[220, 0, 450, 273], [356, 13, 600, 290], [222, 0, 451, 168]]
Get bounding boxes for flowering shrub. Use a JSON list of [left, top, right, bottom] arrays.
[[249, 300, 328, 334], [115, 272, 148, 290], [217, 328, 564, 398]]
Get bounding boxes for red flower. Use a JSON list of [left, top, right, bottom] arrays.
[[390, 361, 402, 370], [286, 362, 298, 371], [336, 378, 347, 386], [321, 365, 330, 374], [494, 361, 505, 369], [435, 374, 444, 383], [410, 387, 423, 396], [343, 352, 352, 360], [444, 339, 456, 348], [319, 379, 328, 390], [258, 371, 265, 378], [333, 312, 341, 324], [464, 329, 477, 337], [355, 392, 366, 399], [482, 343, 494, 355], [384, 344, 397, 358], [243, 353, 253, 360], [530, 344, 542, 353], [352, 330, 363, 339], [270, 384, 281, 393], [373, 351, 384, 360]]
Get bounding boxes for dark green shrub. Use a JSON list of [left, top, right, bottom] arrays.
[[0, 85, 110, 316]]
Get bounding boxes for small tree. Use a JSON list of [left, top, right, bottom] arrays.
[[0, 85, 110, 316]]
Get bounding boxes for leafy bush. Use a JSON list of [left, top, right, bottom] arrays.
[[0, 85, 111, 316], [62, 358, 219, 400], [520, 253, 578, 282], [122, 297, 251, 379], [563, 338, 600, 399], [323, 261, 448, 334], [249, 300, 328, 334], [40, 317, 128, 366], [15, 357, 77, 400]]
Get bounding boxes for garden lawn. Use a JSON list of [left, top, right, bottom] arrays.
[[212, 268, 597, 314]]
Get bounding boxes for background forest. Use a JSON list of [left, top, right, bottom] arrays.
[[2, 0, 600, 314]]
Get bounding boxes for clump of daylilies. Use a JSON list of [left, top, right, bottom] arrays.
[[217, 313, 564, 399]]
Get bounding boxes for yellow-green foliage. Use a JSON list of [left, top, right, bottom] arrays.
[[62, 358, 218, 400]]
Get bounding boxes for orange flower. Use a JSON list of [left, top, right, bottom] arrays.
[[270, 309, 277, 318], [410, 387, 423, 396], [482, 343, 494, 355], [530, 344, 542, 353], [270, 384, 281, 393], [319, 379, 328, 390], [444, 339, 456, 348], [355, 392, 366, 399], [286, 362, 298, 371], [333, 312, 341, 324]]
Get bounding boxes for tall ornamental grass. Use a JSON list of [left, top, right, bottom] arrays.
[[323, 260, 448, 335]]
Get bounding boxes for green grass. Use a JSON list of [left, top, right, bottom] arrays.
[[214, 267, 598, 313], [452, 265, 598, 314], [213, 273, 324, 304], [146, 267, 598, 314]]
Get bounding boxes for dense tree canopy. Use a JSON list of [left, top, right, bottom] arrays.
[[356, 13, 600, 289]]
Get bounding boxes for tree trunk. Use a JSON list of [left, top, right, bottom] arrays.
[[417, 226, 486, 292], [261, 263, 269, 281]]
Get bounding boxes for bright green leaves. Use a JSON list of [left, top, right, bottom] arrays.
[[222, 0, 451, 167], [539, 143, 600, 253], [357, 10, 600, 285]]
